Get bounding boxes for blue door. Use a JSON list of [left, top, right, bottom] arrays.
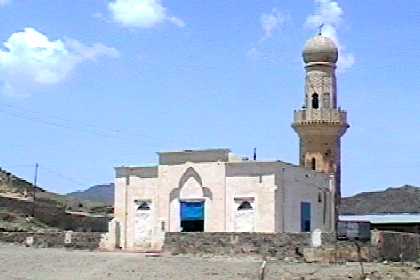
[[181, 201, 204, 221], [301, 202, 311, 232], [180, 201, 204, 232]]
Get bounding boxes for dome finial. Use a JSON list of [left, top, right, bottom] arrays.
[[318, 23, 325, 36]]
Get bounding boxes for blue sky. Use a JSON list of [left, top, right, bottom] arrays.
[[0, 0, 418, 196]]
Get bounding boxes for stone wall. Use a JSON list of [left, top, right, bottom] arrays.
[[372, 230, 420, 261], [0, 231, 104, 250], [304, 242, 379, 263], [164, 232, 334, 259], [0, 196, 109, 232], [164, 231, 420, 262], [305, 231, 420, 263]]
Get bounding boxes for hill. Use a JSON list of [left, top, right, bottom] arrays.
[[66, 183, 114, 205], [0, 167, 112, 232], [0, 167, 43, 195], [340, 185, 420, 215]]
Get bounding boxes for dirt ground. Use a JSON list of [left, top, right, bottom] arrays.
[[0, 243, 419, 280]]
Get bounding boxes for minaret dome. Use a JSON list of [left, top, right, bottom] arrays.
[[302, 35, 338, 64]]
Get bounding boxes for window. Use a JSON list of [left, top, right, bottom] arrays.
[[137, 201, 151, 210], [312, 93, 319, 109], [311, 158, 316, 171], [237, 201, 253, 211]]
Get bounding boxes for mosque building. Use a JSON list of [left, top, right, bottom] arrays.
[[110, 34, 349, 251]]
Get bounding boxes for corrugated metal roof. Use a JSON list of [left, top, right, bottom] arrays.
[[339, 214, 420, 224]]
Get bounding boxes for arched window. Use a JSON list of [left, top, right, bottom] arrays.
[[311, 158, 316, 171], [312, 93, 319, 109], [137, 201, 151, 210], [237, 201, 253, 211]]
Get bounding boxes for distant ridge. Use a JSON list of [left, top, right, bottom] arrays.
[[66, 183, 114, 205], [340, 185, 420, 215]]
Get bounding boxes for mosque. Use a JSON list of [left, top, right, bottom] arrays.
[[110, 33, 349, 251]]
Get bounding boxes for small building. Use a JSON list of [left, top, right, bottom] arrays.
[[114, 149, 335, 250], [340, 214, 420, 234], [109, 33, 349, 251]]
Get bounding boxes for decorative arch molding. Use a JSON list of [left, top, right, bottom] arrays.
[[179, 167, 203, 189], [169, 167, 212, 201]]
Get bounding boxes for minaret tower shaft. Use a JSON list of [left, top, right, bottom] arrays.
[[292, 35, 349, 211]]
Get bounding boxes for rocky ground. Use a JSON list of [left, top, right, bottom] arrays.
[[0, 243, 419, 280]]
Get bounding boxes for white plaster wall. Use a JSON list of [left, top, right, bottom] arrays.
[[225, 174, 277, 232], [113, 176, 127, 249], [281, 167, 333, 233], [125, 176, 159, 250]]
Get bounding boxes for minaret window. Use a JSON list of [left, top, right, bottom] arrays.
[[311, 158, 316, 170], [311, 93, 319, 109]]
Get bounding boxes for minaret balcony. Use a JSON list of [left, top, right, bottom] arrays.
[[293, 108, 347, 124]]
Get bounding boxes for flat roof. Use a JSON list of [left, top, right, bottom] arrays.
[[340, 214, 420, 224]]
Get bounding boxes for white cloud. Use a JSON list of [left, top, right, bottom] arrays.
[[305, 0, 355, 72], [260, 8, 287, 40], [108, 0, 184, 28], [247, 8, 289, 59], [0, 27, 119, 96], [0, 0, 11, 7]]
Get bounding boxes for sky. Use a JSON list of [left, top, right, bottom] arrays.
[[0, 0, 419, 196]]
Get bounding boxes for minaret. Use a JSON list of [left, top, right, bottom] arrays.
[[292, 34, 349, 216]]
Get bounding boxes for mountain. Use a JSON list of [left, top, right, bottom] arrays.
[[340, 185, 420, 215], [66, 183, 114, 205]]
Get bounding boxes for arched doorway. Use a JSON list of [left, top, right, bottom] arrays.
[[169, 167, 212, 232]]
